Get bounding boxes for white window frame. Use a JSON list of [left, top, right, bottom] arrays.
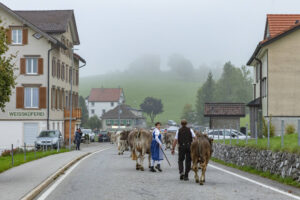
[[26, 58, 38, 75], [12, 28, 22, 45], [24, 87, 39, 108]]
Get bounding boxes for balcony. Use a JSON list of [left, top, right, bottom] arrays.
[[64, 108, 81, 119]]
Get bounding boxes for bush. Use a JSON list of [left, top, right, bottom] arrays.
[[285, 124, 295, 135], [1, 148, 19, 156], [262, 117, 275, 137]]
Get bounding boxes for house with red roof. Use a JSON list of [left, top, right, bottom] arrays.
[[247, 14, 300, 136], [87, 88, 125, 118]]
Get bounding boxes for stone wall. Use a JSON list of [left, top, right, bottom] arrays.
[[212, 143, 300, 182]]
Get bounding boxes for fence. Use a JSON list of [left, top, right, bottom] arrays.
[[0, 142, 64, 167], [211, 119, 300, 150]]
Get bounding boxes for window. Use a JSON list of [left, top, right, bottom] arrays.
[[65, 91, 69, 109], [61, 63, 65, 80], [91, 102, 95, 106], [91, 109, 95, 114], [106, 120, 111, 125], [66, 65, 68, 82], [51, 87, 55, 109], [26, 58, 38, 74], [69, 67, 72, 84], [102, 109, 106, 114], [262, 78, 267, 98], [52, 58, 56, 77], [24, 87, 39, 108], [57, 60, 61, 79], [12, 29, 22, 44], [127, 120, 131, 125], [111, 102, 114, 107]]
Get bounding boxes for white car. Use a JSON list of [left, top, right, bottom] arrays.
[[81, 129, 95, 142], [208, 129, 250, 140]]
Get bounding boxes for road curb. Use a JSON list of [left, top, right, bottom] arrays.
[[21, 152, 91, 200]]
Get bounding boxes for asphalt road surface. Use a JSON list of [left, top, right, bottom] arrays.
[[37, 144, 300, 200]]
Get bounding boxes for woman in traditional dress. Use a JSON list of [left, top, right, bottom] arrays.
[[150, 122, 164, 172]]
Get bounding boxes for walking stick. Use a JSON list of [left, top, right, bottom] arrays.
[[160, 146, 171, 166]]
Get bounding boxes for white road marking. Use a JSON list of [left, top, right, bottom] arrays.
[[174, 150, 300, 200], [37, 147, 112, 200]]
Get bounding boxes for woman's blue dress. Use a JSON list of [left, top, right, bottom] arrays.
[[151, 130, 163, 161]]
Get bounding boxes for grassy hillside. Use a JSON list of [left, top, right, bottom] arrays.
[[79, 74, 201, 125]]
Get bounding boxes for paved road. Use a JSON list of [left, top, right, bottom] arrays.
[[39, 144, 300, 200], [0, 143, 109, 200]]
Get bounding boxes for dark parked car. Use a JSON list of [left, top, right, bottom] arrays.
[[98, 131, 109, 142]]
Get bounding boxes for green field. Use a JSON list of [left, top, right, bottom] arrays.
[[79, 74, 201, 125], [0, 148, 69, 173], [215, 133, 300, 154]]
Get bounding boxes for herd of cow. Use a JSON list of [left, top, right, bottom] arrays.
[[107, 129, 213, 185]]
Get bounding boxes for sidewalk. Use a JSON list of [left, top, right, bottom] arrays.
[[0, 143, 109, 200]]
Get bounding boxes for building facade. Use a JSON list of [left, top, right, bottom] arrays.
[[204, 103, 245, 130], [101, 104, 146, 131], [0, 3, 85, 149], [247, 14, 300, 135], [87, 88, 125, 118]]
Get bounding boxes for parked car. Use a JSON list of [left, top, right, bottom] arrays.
[[81, 129, 95, 142], [98, 131, 109, 142], [208, 129, 250, 140], [35, 130, 63, 149], [167, 120, 177, 126]]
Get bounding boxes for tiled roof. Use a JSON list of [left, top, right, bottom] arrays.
[[247, 14, 300, 65], [265, 14, 300, 39], [14, 10, 73, 33], [102, 104, 143, 119], [204, 103, 245, 117], [88, 88, 122, 102]]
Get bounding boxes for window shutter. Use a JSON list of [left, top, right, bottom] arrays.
[[22, 29, 28, 45], [16, 87, 24, 108], [39, 87, 46, 109], [38, 58, 43, 74], [6, 28, 11, 44], [20, 58, 26, 74]]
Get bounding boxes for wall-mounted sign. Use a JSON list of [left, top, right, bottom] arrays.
[[9, 111, 45, 117]]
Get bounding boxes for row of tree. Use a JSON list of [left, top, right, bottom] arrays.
[[182, 62, 253, 125]]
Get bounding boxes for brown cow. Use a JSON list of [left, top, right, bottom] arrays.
[[191, 133, 213, 185], [118, 130, 130, 155], [128, 129, 152, 171], [164, 131, 176, 150]]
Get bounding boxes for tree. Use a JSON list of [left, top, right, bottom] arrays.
[[87, 115, 101, 130], [168, 54, 195, 79], [0, 21, 16, 112], [181, 104, 196, 123], [140, 97, 163, 123], [79, 96, 88, 127], [195, 71, 216, 124], [215, 62, 252, 103]]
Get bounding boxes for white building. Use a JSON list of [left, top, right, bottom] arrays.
[[0, 3, 84, 150], [87, 88, 125, 118]]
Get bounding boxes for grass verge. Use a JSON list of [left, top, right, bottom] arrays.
[[214, 133, 300, 154], [0, 148, 69, 173], [211, 157, 300, 188]]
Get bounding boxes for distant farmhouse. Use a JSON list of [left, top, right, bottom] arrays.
[[0, 3, 84, 149], [247, 14, 300, 135], [102, 104, 146, 131], [86, 88, 125, 118]]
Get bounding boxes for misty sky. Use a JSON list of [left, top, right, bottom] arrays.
[[2, 0, 300, 77]]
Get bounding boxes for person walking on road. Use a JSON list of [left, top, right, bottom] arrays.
[[75, 128, 82, 150], [150, 122, 164, 172], [171, 119, 196, 181]]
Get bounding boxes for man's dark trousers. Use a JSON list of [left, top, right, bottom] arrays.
[[178, 144, 191, 176], [76, 140, 80, 150]]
